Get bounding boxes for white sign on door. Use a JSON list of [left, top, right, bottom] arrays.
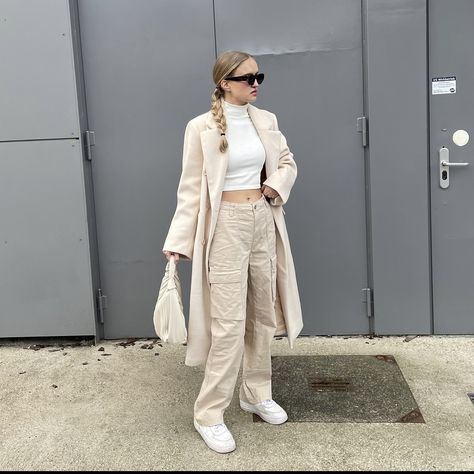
[[432, 76, 456, 95]]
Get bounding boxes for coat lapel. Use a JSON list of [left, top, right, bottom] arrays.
[[249, 105, 281, 179], [200, 127, 228, 208]]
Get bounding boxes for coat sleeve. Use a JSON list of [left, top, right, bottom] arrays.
[[162, 120, 203, 260], [263, 114, 297, 206]]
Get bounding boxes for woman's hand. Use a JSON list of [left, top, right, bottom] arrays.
[[163, 251, 180, 263], [261, 185, 279, 200]]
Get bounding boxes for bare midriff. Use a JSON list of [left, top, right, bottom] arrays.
[[221, 188, 262, 203]]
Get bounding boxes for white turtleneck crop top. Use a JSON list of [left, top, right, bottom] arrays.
[[221, 100, 266, 191]]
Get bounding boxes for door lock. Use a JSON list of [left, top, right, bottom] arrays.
[[439, 147, 469, 189]]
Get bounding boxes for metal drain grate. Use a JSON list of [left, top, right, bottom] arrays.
[[266, 355, 425, 423], [308, 377, 353, 392]]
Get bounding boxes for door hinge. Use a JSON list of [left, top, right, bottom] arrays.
[[84, 130, 96, 161], [356, 116, 368, 147], [361, 288, 373, 318], [96, 288, 107, 324]]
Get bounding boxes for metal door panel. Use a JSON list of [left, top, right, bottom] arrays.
[[0, 0, 80, 141], [78, 0, 216, 337], [0, 140, 95, 336], [216, 0, 368, 334], [430, 0, 474, 333], [365, 0, 431, 334]]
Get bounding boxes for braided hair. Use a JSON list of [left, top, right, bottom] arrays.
[[211, 51, 252, 153]]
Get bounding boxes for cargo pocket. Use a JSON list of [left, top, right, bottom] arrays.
[[270, 255, 277, 304], [209, 267, 243, 320]]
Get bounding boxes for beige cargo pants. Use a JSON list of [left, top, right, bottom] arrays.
[[194, 194, 278, 426]]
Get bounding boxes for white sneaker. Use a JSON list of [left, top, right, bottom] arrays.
[[240, 399, 288, 424], [193, 419, 236, 454]]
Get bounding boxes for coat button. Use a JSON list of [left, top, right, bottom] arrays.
[[201, 239, 206, 245]]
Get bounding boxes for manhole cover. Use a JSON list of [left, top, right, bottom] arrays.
[[252, 355, 425, 423]]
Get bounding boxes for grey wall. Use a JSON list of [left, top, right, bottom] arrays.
[[1, 0, 460, 338], [0, 0, 96, 337]]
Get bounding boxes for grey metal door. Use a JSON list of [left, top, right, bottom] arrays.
[[79, 0, 369, 337], [215, 0, 369, 334], [77, 0, 216, 338], [430, 0, 474, 333], [0, 0, 96, 338]]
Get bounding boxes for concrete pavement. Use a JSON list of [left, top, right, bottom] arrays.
[[0, 335, 473, 471]]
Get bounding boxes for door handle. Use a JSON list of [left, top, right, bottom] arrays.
[[440, 160, 469, 167], [439, 147, 469, 189]]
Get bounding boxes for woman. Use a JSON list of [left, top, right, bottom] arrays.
[[163, 50, 303, 454]]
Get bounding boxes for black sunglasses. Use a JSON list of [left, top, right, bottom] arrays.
[[225, 73, 264, 86]]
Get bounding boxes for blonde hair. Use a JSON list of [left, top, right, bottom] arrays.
[[211, 50, 252, 153]]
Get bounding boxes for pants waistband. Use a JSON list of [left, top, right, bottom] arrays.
[[219, 194, 267, 210]]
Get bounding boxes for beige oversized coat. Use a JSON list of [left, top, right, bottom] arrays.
[[163, 104, 303, 366]]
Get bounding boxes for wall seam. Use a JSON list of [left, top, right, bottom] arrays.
[[426, 0, 434, 334]]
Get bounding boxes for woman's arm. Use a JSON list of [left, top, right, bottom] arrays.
[[263, 114, 297, 206]]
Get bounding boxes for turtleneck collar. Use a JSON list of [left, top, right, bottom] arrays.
[[223, 99, 249, 118]]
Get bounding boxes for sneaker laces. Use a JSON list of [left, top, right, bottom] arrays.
[[261, 399, 275, 408], [210, 423, 226, 434]]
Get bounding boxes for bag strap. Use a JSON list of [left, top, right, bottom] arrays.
[[167, 255, 177, 290]]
